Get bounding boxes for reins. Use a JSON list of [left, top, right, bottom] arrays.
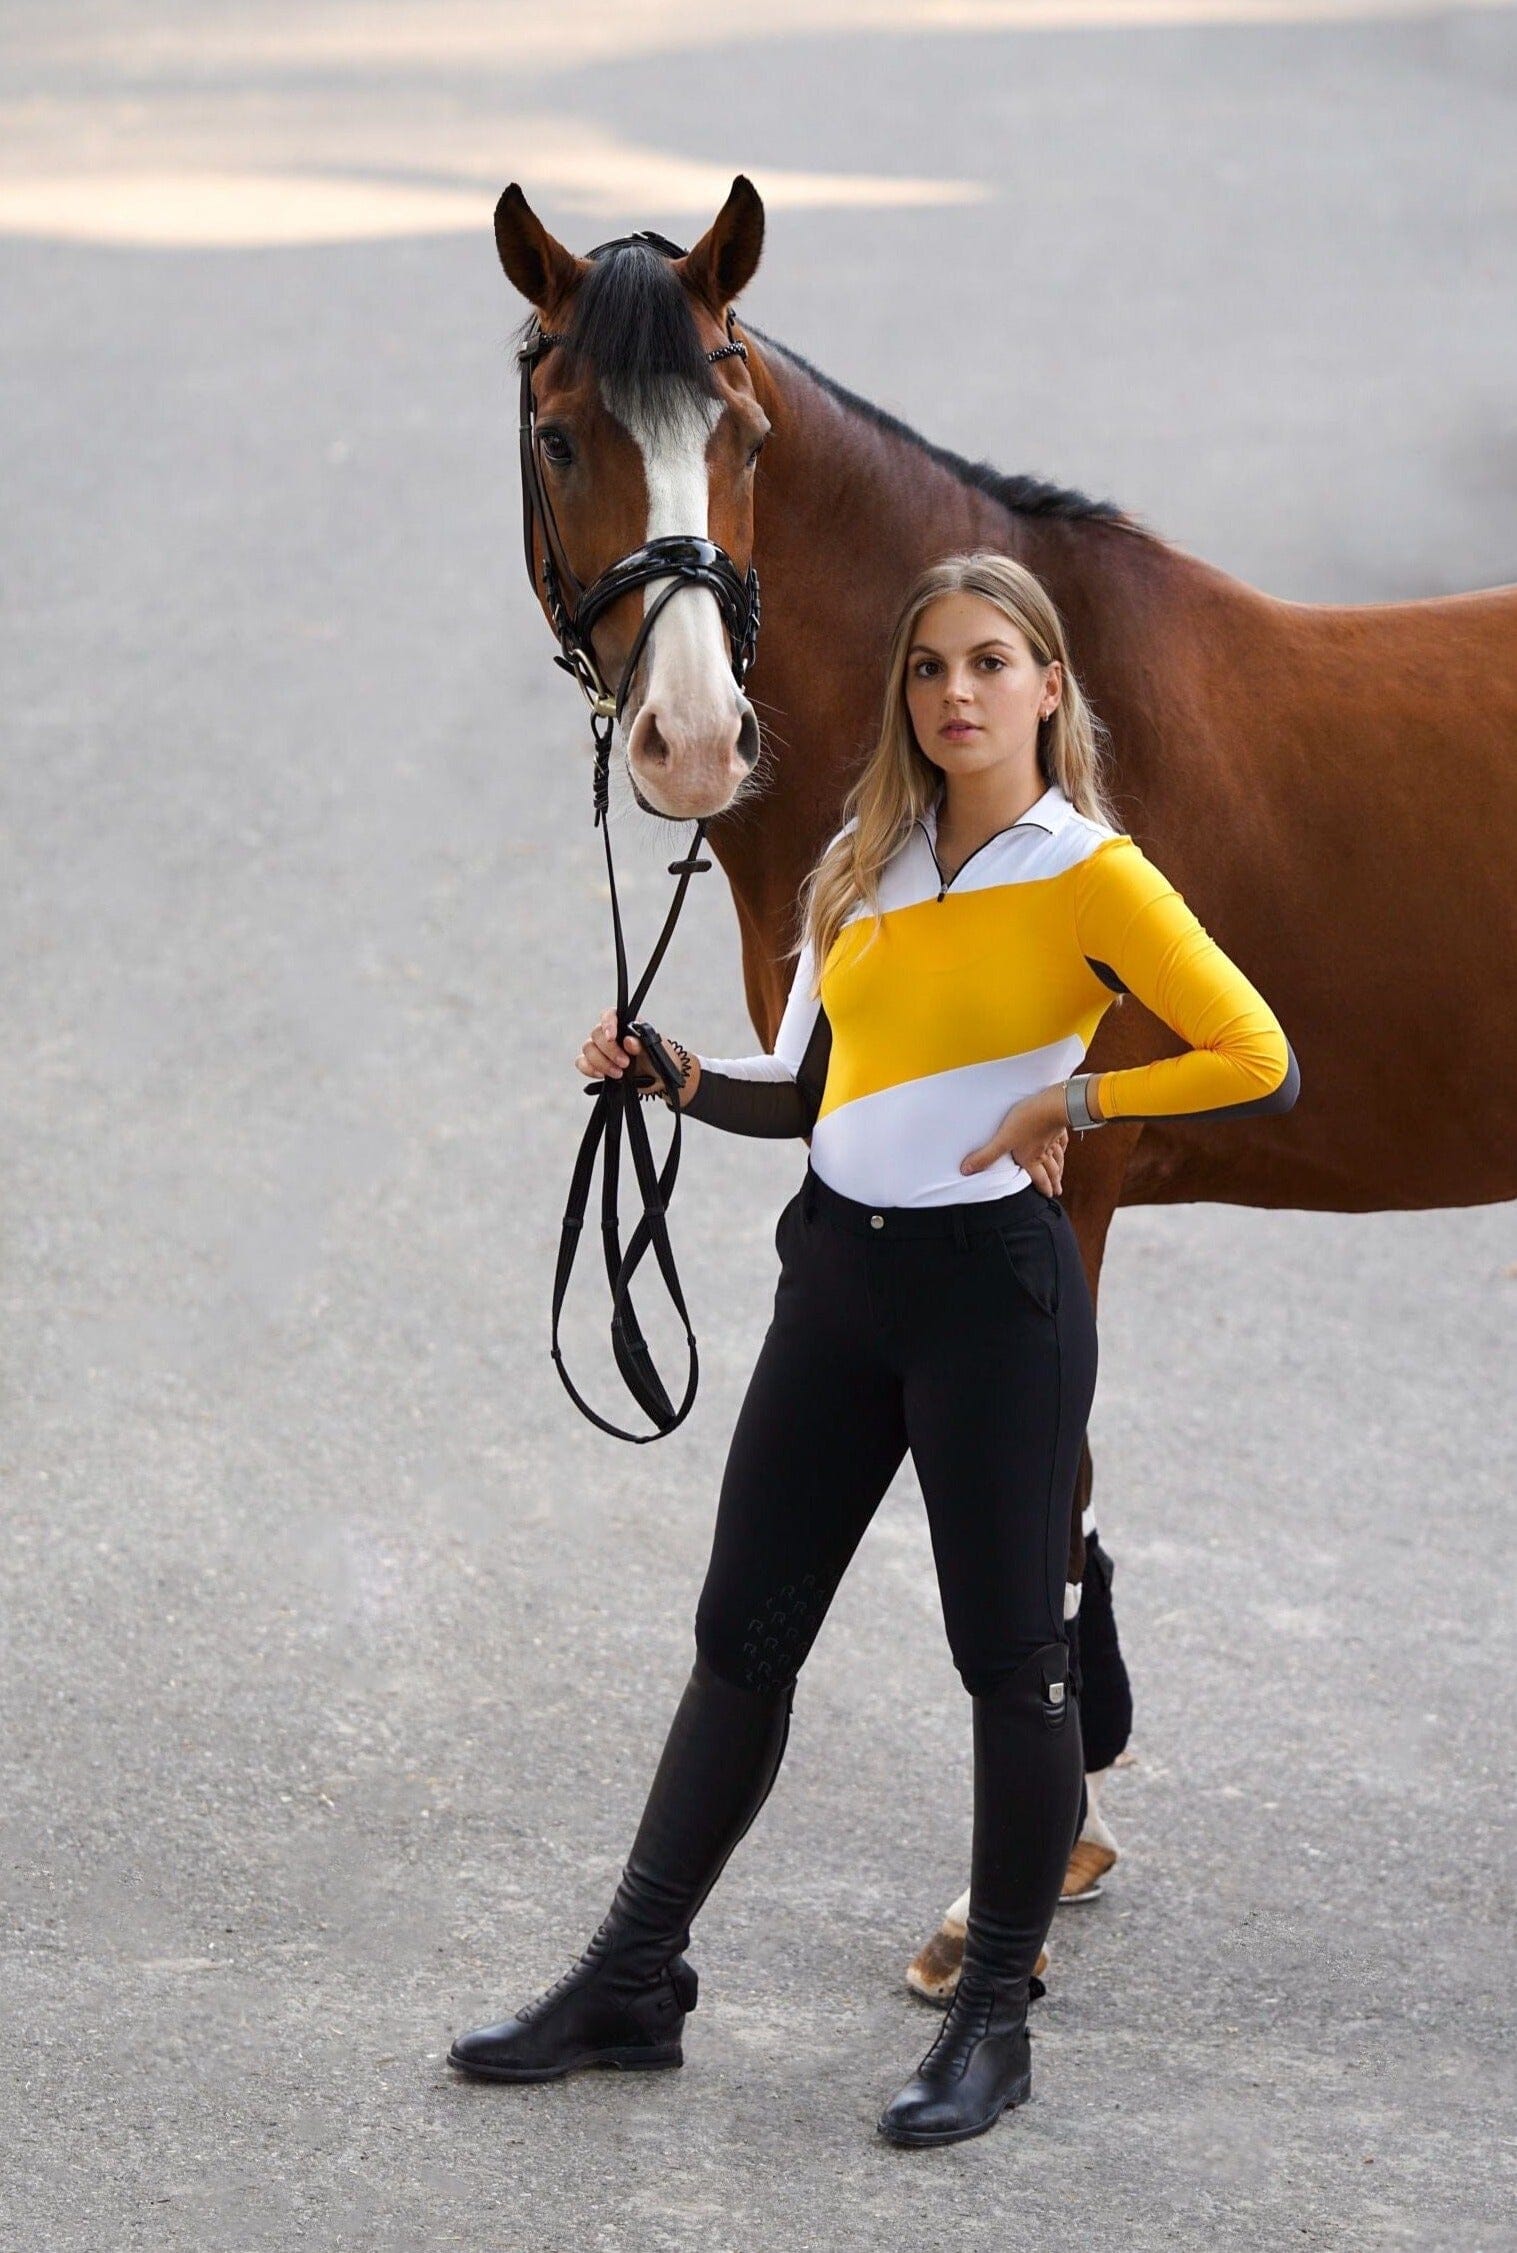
[[519, 231, 762, 1442]]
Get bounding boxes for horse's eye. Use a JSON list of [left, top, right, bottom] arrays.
[[746, 437, 766, 470], [540, 430, 574, 468]]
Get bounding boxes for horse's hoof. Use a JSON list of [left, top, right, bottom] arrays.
[[1061, 1835, 1118, 1903], [905, 1921, 964, 2003], [906, 1921, 1048, 2005], [906, 1792, 1121, 2001]]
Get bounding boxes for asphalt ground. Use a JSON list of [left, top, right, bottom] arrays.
[[2, 4, 1514, 2246]]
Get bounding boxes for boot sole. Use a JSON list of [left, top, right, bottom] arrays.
[[447, 2042, 683, 2083], [876, 2069, 1032, 2147]]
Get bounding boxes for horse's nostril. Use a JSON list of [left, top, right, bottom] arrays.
[[735, 705, 760, 772], [639, 713, 670, 765]]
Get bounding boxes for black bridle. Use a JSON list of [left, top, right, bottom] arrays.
[[518, 230, 763, 1442]]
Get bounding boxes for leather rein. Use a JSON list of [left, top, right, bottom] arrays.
[[518, 230, 762, 1442]]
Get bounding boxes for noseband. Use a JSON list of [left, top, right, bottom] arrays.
[[519, 230, 764, 1443]]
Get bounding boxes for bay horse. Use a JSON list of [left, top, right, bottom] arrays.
[[492, 174, 1517, 1993]]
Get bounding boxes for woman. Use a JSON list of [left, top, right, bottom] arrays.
[[449, 553, 1298, 2146]]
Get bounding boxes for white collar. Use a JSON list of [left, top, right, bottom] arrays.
[[919, 777, 1069, 844]]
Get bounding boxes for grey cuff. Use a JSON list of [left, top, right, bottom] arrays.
[[1064, 1074, 1106, 1132]]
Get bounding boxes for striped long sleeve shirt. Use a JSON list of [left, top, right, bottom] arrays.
[[685, 778, 1298, 1207]]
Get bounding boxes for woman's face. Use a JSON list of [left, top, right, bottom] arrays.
[[903, 591, 1060, 785]]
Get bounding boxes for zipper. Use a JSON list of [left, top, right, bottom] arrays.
[[913, 785, 1058, 900], [916, 817, 1022, 902]]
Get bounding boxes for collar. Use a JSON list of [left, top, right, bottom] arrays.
[[918, 777, 1069, 844]]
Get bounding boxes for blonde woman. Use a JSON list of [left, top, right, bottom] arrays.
[[449, 553, 1297, 2146]]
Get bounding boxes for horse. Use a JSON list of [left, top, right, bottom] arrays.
[[492, 172, 1517, 1994]]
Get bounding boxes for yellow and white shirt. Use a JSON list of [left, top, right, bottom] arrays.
[[687, 779, 1298, 1206]]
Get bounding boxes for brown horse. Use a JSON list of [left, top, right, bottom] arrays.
[[493, 174, 1517, 1980]]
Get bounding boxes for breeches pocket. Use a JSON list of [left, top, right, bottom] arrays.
[[993, 1220, 1061, 1318]]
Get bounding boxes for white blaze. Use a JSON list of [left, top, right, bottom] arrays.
[[601, 375, 742, 737]]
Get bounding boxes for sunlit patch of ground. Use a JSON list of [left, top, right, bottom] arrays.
[[2, 0, 1509, 246], [0, 149, 985, 251], [19, 0, 1516, 73]]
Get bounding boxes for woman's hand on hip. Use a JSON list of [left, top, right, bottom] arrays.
[[959, 1087, 1069, 1196]]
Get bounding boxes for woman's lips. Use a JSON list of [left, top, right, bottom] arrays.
[[939, 721, 980, 736]]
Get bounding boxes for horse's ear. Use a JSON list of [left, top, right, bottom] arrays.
[[678, 175, 765, 316], [493, 184, 584, 314]]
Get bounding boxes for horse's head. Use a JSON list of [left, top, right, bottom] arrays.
[[495, 176, 769, 823]]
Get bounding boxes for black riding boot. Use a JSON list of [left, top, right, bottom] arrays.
[[449, 1650, 794, 2082], [877, 1641, 1083, 2147]]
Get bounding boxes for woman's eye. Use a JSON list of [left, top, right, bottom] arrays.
[[978, 656, 1004, 672], [913, 660, 938, 678]]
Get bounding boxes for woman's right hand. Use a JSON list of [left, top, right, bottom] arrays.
[[576, 1007, 657, 1089], [576, 1010, 702, 1108]]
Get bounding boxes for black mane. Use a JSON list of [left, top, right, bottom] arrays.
[[750, 326, 1147, 536], [516, 243, 1145, 532]]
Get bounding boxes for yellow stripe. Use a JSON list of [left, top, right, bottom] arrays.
[[817, 867, 1110, 1116], [1072, 834, 1291, 1120]]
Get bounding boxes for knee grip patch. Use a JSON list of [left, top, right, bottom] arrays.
[[736, 1573, 827, 1692]]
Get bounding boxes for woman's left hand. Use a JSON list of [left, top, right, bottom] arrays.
[[959, 1087, 1070, 1196]]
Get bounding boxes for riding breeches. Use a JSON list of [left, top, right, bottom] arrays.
[[693, 1162, 1099, 1699]]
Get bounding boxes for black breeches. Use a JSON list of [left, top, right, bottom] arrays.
[[694, 1163, 1099, 1699]]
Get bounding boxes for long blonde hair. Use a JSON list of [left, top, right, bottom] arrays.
[[796, 552, 1120, 986]]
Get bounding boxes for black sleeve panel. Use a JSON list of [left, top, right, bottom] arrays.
[[683, 1005, 833, 1141], [1111, 1039, 1301, 1124]]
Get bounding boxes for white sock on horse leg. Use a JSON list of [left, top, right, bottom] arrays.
[[941, 1884, 970, 1934], [1080, 1765, 1119, 1851]]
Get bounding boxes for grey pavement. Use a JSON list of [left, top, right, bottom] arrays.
[[1, 5, 1514, 2247]]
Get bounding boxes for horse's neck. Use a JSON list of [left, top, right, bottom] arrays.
[[713, 341, 1014, 1036], [716, 336, 1225, 1041]]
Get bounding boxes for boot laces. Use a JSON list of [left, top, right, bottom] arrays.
[[917, 1972, 999, 2083], [515, 1917, 616, 2023], [515, 1916, 682, 2025]]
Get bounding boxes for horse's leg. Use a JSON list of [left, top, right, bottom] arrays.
[[1062, 1489, 1130, 1903]]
